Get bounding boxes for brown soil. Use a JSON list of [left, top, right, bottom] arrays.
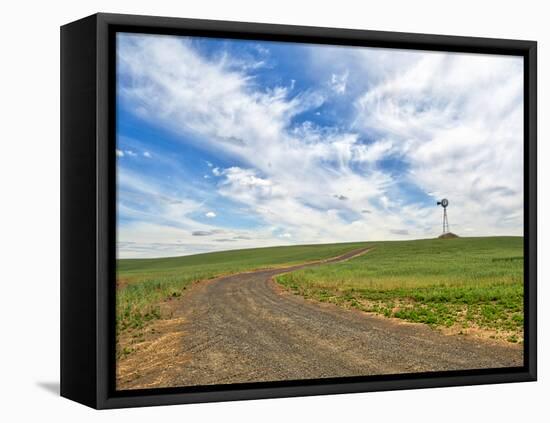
[[438, 232, 460, 239]]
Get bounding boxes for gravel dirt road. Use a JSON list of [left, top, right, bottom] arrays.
[[117, 248, 523, 389]]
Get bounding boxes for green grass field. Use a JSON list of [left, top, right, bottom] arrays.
[[276, 237, 524, 342], [116, 242, 366, 334], [117, 236, 524, 345]]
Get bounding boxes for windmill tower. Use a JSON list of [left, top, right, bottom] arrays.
[[437, 198, 450, 234]]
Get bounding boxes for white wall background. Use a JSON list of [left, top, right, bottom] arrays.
[[1, 0, 547, 420]]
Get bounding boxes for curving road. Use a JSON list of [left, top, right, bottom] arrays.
[[120, 248, 523, 389]]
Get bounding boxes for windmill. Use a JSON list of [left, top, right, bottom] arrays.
[[437, 198, 450, 234]]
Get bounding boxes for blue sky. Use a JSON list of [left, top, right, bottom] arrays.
[[116, 32, 524, 258]]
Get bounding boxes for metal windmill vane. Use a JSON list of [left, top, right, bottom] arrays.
[[437, 198, 450, 234]]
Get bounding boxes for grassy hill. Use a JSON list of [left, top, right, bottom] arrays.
[[277, 237, 524, 343], [117, 237, 524, 344], [117, 242, 367, 333]]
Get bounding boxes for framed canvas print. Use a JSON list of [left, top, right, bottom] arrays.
[[60, 13, 537, 409]]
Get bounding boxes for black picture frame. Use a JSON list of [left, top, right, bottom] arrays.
[[61, 12, 537, 409]]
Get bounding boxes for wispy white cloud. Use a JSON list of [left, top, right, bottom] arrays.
[[330, 70, 348, 94], [117, 168, 295, 258]]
